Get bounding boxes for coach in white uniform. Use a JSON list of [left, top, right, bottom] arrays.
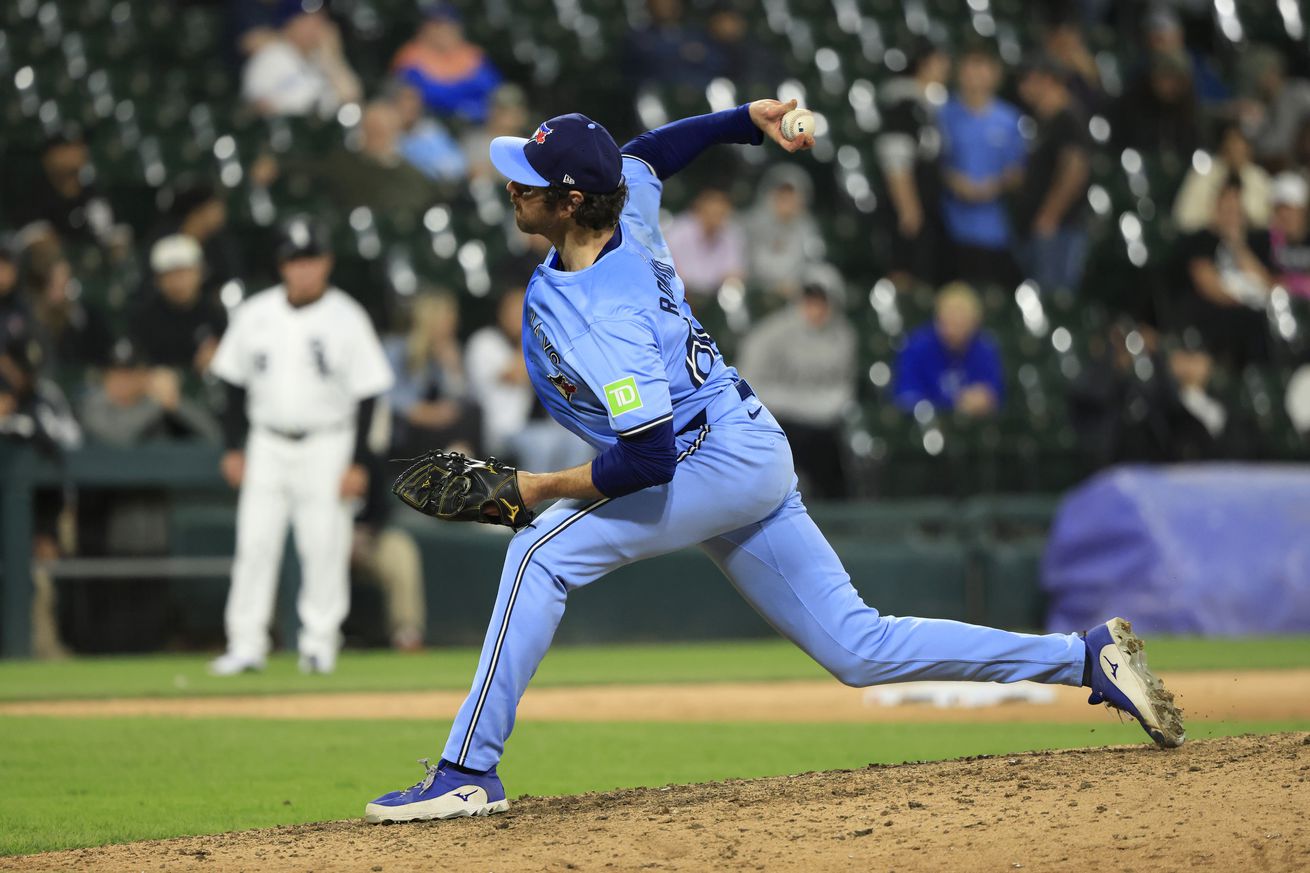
[[208, 218, 393, 675]]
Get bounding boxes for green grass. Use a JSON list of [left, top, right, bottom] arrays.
[[2, 636, 1307, 702], [3, 715, 1307, 856]]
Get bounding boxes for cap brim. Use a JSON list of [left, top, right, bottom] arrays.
[[490, 136, 551, 186]]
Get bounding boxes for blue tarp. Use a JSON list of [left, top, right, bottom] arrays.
[[1043, 464, 1310, 635]]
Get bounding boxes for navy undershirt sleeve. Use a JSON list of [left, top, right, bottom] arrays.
[[353, 396, 376, 464], [621, 104, 765, 180], [221, 381, 249, 451], [590, 420, 677, 498]]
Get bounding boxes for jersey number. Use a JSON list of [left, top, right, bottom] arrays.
[[684, 322, 718, 386], [652, 258, 720, 386]]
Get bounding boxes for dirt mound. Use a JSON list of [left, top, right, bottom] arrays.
[[7, 733, 1308, 872]]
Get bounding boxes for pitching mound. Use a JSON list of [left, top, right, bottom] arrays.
[[8, 733, 1308, 872]]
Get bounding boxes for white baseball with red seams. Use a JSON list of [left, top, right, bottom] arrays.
[[780, 108, 814, 142]]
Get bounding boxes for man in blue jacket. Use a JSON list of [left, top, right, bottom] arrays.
[[894, 282, 1005, 417]]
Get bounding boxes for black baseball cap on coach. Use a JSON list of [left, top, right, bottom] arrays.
[[489, 113, 623, 194], [275, 216, 331, 263]]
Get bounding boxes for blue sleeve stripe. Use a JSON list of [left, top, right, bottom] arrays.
[[614, 413, 673, 437]]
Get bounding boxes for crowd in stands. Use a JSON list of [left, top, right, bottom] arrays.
[[4, 0, 1310, 529]]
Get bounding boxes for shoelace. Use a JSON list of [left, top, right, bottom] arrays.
[[403, 757, 441, 795]]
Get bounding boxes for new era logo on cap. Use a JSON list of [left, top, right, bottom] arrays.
[[489, 113, 622, 193]]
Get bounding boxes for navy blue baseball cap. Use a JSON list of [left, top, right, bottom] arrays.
[[489, 113, 623, 193]]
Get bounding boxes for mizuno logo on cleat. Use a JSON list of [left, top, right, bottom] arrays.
[[452, 789, 477, 802], [1103, 655, 1119, 679]]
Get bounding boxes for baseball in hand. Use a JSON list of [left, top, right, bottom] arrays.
[[780, 108, 814, 142]]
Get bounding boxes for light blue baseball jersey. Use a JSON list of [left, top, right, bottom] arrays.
[[521, 157, 735, 450]]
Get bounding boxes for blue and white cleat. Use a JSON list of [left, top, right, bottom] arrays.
[[1086, 617, 1185, 749], [364, 758, 510, 823]]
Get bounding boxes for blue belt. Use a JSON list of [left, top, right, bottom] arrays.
[[677, 380, 754, 435]]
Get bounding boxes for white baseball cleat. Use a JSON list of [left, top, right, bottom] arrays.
[[1085, 617, 1185, 748], [208, 653, 266, 676], [298, 652, 336, 675]]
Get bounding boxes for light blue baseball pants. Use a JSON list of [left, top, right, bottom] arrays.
[[443, 386, 1086, 769]]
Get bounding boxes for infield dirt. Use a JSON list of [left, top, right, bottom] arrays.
[[3, 669, 1307, 723], [6, 732, 1307, 872]]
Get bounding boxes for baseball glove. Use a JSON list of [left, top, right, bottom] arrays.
[[392, 451, 534, 531]]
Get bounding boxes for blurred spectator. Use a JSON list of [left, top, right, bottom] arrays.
[[1, 234, 74, 661], [894, 282, 1004, 417], [145, 184, 245, 300], [465, 287, 531, 458], [385, 292, 481, 460], [1039, 18, 1104, 115], [1239, 45, 1310, 170], [1173, 123, 1271, 232], [938, 43, 1025, 287], [1174, 176, 1272, 366], [318, 101, 442, 221], [353, 454, 426, 651], [391, 4, 501, 124], [462, 85, 531, 182], [665, 188, 746, 298], [21, 243, 112, 379], [464, 288, 592, 471], [1168, 342, 1229, 457], [1141, 6, 1231, 106], [391, 83, 468, 183], [624, 0, 721, 89], [706, 1, 782, 89], [744, 166, 825, 298], [1111, 49, 1200, 160], [738, 266, 855, 499], [1259, 173, 1310, 299], [1286, 364, 1310, 436], [11, 130, 118, 249], [1069, 324, 1238, 466], [1014, 59, 1092, 294], [242, 1, 361, 117], [1291, 116, 1310, 173], [876, 39, 950, 290], [130, 236, 227, 372], [0, 237, 37, 422], [80, 340, 220, 446]]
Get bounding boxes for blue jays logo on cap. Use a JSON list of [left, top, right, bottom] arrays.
[[489, 113, 623, 193]]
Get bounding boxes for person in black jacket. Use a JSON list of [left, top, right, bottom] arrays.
[[876, 39, 951, 289], [130, 235, 228, 373]]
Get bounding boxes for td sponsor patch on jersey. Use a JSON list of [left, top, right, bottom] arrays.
[[603, 376, 644, 416]]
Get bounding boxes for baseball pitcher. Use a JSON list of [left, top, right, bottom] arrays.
[[367, 100, 1184, 822]]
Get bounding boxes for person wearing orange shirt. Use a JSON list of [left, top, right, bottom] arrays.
[[391, 4, 501, 124]]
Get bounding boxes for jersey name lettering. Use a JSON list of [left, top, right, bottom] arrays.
[[652, 259, 680, 316], [528, 308, 561, 367]]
